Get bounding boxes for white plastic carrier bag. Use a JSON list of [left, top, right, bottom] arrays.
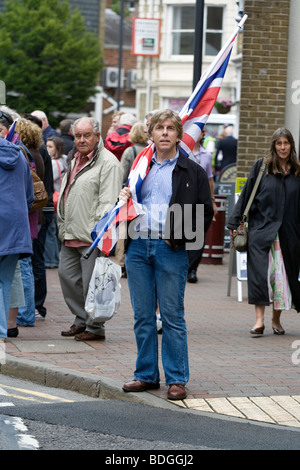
[[85, 257, 122, 323]]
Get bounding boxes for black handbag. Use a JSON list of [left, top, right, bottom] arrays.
[[233, 160, 266, 252]]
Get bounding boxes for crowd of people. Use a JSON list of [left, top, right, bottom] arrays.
[[1, 104, 299, 401]]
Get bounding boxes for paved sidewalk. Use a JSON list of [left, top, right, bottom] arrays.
[[1, 252, 300, 428]]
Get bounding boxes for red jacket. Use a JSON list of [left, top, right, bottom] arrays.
[[104, 125, 133, 161]]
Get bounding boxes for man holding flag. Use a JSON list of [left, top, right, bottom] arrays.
[[120, 109, 213, 400], [86, 16, 247, 398]]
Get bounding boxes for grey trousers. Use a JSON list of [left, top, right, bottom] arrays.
[[58, 244, 105, 335]]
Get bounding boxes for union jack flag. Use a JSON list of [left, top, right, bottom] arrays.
[[179, 36, 237, 158], [86, 17, 247, 258], [88, 144, 153, 256]]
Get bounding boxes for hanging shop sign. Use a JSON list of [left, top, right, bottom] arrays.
[[132, 18, 161, 57]]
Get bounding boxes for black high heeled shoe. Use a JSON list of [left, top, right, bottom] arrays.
[[272, 327, 285, 335], [250, 325, 265, 335]]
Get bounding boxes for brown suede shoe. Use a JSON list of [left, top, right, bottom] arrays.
[[61, 324, 86, 337], [122, 380, 160, 392], [167, 384, 187, 400], [74, 331, 105, 341]]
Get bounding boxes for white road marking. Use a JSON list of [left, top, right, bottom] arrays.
[[4, 417, 39, 450]]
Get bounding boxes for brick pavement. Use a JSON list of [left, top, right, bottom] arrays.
[[2, 252, 300, 426]]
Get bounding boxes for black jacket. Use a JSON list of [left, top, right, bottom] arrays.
[[126, 151, 214, 250], [215, 135, 237, 171], [39, 143, 54, 209], [61, 134, 75, 155]]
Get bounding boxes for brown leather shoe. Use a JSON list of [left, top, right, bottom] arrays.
[[74, 331, 105, 341], [122, 380, 160, 393], [167, 384, 187, 400], [61, 324, 85, 337]]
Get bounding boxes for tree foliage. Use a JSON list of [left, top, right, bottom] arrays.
[[111, 0, 132, 19], [0, 0, 102, 117]]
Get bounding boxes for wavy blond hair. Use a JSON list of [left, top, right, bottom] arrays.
[[129, 122, 148, 145], [147, 109, 183, 141], [15, 118, 43, 149]]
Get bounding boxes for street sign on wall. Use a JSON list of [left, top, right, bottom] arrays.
[[131, 18, 161, 56]]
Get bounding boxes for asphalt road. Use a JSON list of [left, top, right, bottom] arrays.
[[1, 376, 300, 451]]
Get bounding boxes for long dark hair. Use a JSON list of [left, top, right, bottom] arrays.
[[265, 128, 300, 177], [47, 136, 65, 160]]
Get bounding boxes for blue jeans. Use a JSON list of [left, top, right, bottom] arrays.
[[17, 257, 35, 326], [125, 237, 189, 385], [0, 254, 19, 338]]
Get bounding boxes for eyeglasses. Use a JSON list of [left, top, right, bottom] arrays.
[[0, 110, 14, 125]]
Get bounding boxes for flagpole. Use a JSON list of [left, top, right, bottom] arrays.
[[205, 15, 247, 78], [180, 14, 248, 119], [194, 14, 247, 88], [83, 200, 125, 259]]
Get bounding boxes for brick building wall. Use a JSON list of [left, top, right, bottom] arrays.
[[101, 45, 137, 107], [237, 0, 290, 177]]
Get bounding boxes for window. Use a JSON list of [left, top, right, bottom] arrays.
[[171, 6, 195, 55], [168, 4, 224, 57], [204, 6, 224, 56]]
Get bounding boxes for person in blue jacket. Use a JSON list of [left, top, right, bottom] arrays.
[[0, 137, 33, 341]]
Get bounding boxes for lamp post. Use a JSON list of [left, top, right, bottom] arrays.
[[193, 0, 204, 90], [117, 0, 125, 111]]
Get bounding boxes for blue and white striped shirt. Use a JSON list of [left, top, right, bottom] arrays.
[[139, 151, 179, 233]]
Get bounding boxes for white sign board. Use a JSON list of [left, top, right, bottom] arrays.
[[132, 18, 161, 56], [236, 251, 247, 281]]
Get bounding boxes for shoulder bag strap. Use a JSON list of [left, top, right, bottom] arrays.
[[243, 159, 266, 219], [18, 145, 30, 163], [55, 159, 62, 181]]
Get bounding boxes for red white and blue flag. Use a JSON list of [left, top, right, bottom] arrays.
[[91, 197, 142, 255], [87, 17, 247, 257], [179, 36, 237, 158], [89, 143, 153, 255]]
